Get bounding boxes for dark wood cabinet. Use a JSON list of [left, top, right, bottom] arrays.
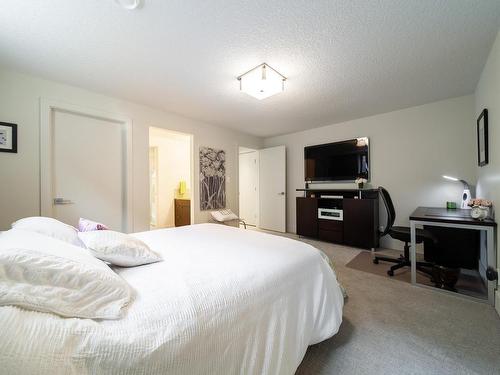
[[318, 219, 343, 243], [296, 197, 318, 238], [296, 189, 379, 249], [343, 198, 379, 249], [175, 199, 191, 227]]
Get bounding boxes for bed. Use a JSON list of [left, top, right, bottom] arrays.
[[0, 223, 344, 374]]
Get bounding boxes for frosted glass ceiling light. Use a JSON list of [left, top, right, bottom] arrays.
[[237, 63, 286, 100], [115, 0, 142, 10]]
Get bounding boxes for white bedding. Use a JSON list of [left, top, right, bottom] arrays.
[[0, 224, 344, 374]]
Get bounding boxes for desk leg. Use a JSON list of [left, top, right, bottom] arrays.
[[410, 220, 417, 285], [486, 227, 496, 305]]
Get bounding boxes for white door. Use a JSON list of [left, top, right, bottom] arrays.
[[259, 145, 286, 232], [239, 150, 259, 226], [41, 101, 131, 232]]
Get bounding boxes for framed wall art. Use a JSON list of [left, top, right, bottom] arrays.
[[0, 122, 17, 153], [199, 146, 226, 210], [477, 109, 488, 167]]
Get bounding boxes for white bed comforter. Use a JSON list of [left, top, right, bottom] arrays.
[[0, 224, 344, 374]]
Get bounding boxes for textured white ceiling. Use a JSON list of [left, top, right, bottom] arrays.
[[1, 1, 500, 137]]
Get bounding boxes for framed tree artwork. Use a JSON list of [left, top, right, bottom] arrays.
[[0, 122, 17, 153], [199, 146, 226, 210], [477, 109, 488, 167]]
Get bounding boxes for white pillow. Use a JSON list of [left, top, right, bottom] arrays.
[[12, 216, 84, 247], [0, 229, 133, 319], [78, 230, 162, 267]]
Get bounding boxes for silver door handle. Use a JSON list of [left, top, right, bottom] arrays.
[[278, 192, 285, 195], [53, 198, 74, 205]]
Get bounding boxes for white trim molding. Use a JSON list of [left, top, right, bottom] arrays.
[[39, 98, 134, 232]]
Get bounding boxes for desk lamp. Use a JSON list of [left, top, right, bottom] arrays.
[[442, 175, 471, 209]]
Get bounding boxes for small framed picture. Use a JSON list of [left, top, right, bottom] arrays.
[[477, 109, 488, 167], [0, 122, 17, 153]]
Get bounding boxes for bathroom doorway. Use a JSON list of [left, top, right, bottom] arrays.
[[149, 127, 193, 229]]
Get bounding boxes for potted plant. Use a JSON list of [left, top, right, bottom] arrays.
[[355, 177, 368, 189], [468, 198, 493, 220]]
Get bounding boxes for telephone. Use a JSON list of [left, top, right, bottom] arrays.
[[210, 209, 239, 222]]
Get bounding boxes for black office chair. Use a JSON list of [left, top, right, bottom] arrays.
[[373, 187, 434, 277]]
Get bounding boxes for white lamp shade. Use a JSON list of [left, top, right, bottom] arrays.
[[238, 64, 285, 100]]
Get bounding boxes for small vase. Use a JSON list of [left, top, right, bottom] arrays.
[[471, 206, 489, 220]]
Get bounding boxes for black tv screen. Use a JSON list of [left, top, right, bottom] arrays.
[[304, 138, 369, 182]]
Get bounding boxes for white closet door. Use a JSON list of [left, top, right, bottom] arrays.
[[239, 151, 259, 226], [41, 101, 131, 232], [259, 145, 286, 232]]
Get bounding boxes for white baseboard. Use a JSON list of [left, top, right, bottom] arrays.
[[496, 290, 500, 318]]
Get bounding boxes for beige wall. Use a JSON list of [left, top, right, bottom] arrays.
[[149, 128, 192, 228], [474, 28, 500, 304], [264, 95, 476, 250], [0, 68, 263, 232]]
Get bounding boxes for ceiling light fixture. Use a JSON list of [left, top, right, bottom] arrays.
[[114, 0, 142, 10], [237, 63, 286, 100]]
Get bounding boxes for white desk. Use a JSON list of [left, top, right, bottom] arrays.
[[409, 207, 497, 304]]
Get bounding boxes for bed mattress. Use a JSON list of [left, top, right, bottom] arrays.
[[0, 224, 343, 374]]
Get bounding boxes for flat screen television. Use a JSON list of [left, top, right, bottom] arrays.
[[304, 137, 369, 182]]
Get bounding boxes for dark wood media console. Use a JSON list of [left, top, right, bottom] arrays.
[[296, 188, 379, 249]]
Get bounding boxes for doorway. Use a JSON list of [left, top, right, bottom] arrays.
[[258, 145, 286, 233], [238, 145, 287, 232], [40, 99, 132, 232], [149, 127, 193, 229], [239, 147, 259, 227]]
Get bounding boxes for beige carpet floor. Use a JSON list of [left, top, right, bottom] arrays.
[[249, 229, 500, 375], [346, 250, 489, 300]]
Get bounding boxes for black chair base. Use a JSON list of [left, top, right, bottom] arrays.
[[373, 254, 433, 277], [375, 187, 436, 282], [373, 242, 434, 278]]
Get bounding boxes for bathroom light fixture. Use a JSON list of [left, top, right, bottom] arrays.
[[237, 63, 286, 100], [442, 175, 471, 209], [114, 0, 142, 10]]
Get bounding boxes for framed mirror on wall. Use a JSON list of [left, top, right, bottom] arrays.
[[477, 108, 488, 167]]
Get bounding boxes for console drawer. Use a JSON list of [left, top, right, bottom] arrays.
[[318, 219, 343, 232], [318, 229, 344, 243]]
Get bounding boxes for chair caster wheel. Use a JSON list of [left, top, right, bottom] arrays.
[[373, 259, 379, 264], [387, 270, 394, 277]]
